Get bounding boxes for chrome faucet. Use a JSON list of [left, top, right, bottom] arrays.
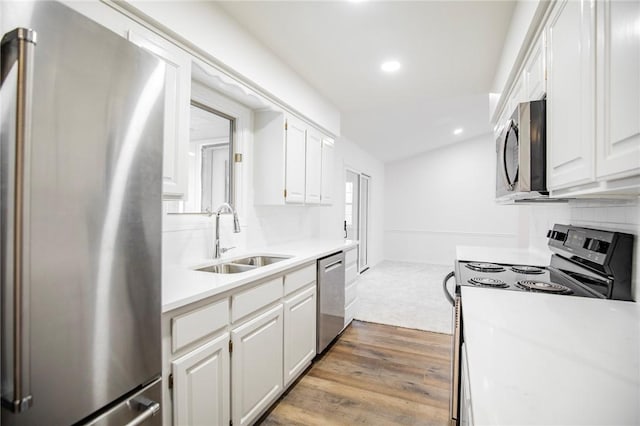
[[213, 203, 241, 259]]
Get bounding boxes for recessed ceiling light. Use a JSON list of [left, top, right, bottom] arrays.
[[381, 60, 401, 73], [453, 128, 464, 135]]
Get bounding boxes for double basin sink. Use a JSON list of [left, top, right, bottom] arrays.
[[196, 255, 292, 274]]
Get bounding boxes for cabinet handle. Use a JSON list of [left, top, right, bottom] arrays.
[[0, 27, 37, 413]]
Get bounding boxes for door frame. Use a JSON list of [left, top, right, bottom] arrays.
[[344, 166, 371, 273]]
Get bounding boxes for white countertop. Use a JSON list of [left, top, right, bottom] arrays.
[[162, 239, 358, 313], [456, 245, 551, 266], [462, 286, 640, 425]]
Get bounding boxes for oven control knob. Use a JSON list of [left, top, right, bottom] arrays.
[[587, 239, 609, 254], [552, 231, 567, 241], [547, 230, 567, 242]]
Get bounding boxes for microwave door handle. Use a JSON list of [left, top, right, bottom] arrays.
[[498, 124, 511, 190], [0, 28, 37, 413], [502, 119, 518, 190]]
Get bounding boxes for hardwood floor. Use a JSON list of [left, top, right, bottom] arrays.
[[258, 320, 452, 426]]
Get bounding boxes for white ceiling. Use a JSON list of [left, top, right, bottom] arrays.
[[218, 1, 515, 162]]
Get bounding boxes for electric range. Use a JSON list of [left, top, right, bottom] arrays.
[[454, 224, 634, 300], [444, 224, 635, 426]]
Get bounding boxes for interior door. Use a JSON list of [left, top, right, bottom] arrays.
[[359, 174, 370, 272], [345, 170, 359, 242]]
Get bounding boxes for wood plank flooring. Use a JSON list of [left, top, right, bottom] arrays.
[[258, 320, 452, 426]]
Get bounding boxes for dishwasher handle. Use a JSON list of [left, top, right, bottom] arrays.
[[443, 271, 456, 306], [324, 259, 343, 272]]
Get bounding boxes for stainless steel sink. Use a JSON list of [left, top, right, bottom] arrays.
[[195, 254, 291, 274], [196, 263, 256, 274], [232, 255, 292, 267]]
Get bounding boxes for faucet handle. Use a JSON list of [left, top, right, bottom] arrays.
[[220, 247, 236, 254]]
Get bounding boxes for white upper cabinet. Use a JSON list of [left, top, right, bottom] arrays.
[[595, 0, 640, 180], [320, 137, 335, 205], [254, 110, 334, 205], [509, 73, 526, 114], [304, 128, 322, 204], [284, 115, 307, 204], [128, 28, 191, 198], [525, 32, 546, 101], [546, 0, 596, 190]]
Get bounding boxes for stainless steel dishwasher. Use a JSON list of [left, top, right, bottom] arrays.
[[317, 251, 345, 353]]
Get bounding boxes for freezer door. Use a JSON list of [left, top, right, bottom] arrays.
[[87, 379, 162, 426], [1, 2, 164, 425]]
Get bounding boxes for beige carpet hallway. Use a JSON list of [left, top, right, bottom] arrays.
[[354, 261, 454, 334]]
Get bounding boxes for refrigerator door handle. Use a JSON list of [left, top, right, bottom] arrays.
[[0, 27, 37, 413], [124, 396, 160, 426]]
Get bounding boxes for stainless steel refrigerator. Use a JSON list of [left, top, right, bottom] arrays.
[[1, 2, 164, 425]]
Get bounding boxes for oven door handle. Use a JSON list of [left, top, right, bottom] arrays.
[[443, 271, 456, 306]]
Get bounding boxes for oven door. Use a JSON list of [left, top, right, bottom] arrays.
[[496, 112, 520, 200], [443, 271, 461, 425]]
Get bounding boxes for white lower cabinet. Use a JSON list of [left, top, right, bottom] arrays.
[[165, 263, 318, 426], [231, 304, 284, 426], [343, 247, 359, 329], [284, 286, 317, 386], [172, 332, 230, 426]]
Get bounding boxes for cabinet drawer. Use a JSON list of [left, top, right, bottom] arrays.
[[232, 277, 283, 323], [172, 298, 229, 353], [345, 263, 358, 286], [344, 298, 358, 328], [345, 281, 358, 306], [345, 248, 357, 266], [284, 263, 316, 295]]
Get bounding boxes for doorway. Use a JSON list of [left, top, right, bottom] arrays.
[[345, 169, 370, 273]]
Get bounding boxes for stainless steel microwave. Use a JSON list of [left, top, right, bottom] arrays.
[[496, 99, 548, 201]]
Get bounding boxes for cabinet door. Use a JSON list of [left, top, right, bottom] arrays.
[[546, 0, 596, 189], [172, 333, 230, 426], [596, 0, 640, 179], [285, 117, 306, 203], [128, 28, 191, 198], [284, 286, 317, 386], [232, 304, 284, 426], [525, 33, 546, 101], [305, 130, 322, 204], [320, 137, 334, 205], [509, 73, 526, 114]]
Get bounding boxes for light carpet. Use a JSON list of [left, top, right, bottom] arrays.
[[354, 260, 454, 334]]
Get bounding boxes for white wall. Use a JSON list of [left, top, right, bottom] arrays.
[[328, 136, 386, 268], [384, 133, 527, 266], [122, 0, 340, 135], [163, 121, 386, 268]]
